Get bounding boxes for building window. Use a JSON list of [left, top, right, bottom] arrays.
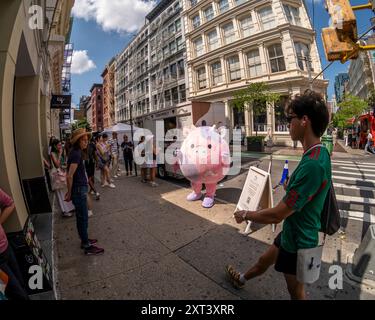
[[295, 42, 313, 71], [179, 84, 186, 102], [207, 29, 219, 51], [163, 67, 170, 80], [190, 0, 198, 7], [168, 23, 175, 36], [172, 87, 179, 104], [253, 101, 267, 132], [268, 44, 286, 73], [194, 37, 204, 57], [211, 61, 223, 85], [169, 41, 176, 54], [192, 14, 201, 29], [175, 19, 182, 32], [258, 6, 276, 31], [218, 0, 230, 13], [176, 36, 184, 51], [165, 90, 171, 103], [247, 49, 262, 78], [197, 67, 207, 89], [222, 22, 236, 45], [227, 55, 241, 81], [239, 16, 254, 38], [274, 97, 289, 132], [177, 59, 185, 77], [163, 46, 169, 58], [234, 0, 247, 5], [283, 5, 302, 26], [153, 94, 158, 108], [170, 63, 177, 78], [204, 5, 214, 22]]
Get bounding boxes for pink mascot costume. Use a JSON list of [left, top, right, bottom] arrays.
[[179, 125, 231, 208]]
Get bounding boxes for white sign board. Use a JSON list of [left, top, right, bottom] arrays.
[[236, 166, 274, 234]]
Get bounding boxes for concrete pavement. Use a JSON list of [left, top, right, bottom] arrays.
[[52, 160, 375, 300]]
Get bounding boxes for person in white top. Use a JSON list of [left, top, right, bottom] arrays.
[[365, 130, 373, 153]]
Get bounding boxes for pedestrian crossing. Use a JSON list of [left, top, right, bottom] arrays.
[[331, 159, 375, 226]]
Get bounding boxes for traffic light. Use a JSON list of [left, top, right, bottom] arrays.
[[322, 0, 359, 63]]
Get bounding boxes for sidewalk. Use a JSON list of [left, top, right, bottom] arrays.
[[52, 169, 375, 300]]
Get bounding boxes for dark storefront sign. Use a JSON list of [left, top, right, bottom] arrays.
[[51, 95, 71, 109], [7, 218, 53, 296]]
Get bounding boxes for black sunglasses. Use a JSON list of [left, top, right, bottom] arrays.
[[286, 115, 298, 123]]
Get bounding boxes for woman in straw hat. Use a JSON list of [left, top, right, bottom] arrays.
[[65, 128, 104, 256]]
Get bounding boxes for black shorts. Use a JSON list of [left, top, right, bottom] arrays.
[[273, 232, 297, 275], [85, 163, 95, 178]]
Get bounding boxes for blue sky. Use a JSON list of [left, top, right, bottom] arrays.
[[70, 0, 374, 107]]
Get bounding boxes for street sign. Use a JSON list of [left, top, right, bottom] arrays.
[[51, 95, 71, 109], [235, 166, 274, 234]]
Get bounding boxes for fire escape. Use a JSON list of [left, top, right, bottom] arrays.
[[60, 43, 73, 126]]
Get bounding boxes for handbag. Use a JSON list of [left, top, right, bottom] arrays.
[[50, 167, 67, 191]]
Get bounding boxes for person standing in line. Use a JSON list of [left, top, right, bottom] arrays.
[[365, 130, 374, 153], [85, 136, 100, 200], [138, 136, 148, 183], [226, 91, 331, 300], [96, 135, 115, 188], [146, 137, 159, 187], [65, 129, 104, 256], [50, 139, 75, 218], [108, 132, 120, 179], [121, 135, 134, 176], [0, 188, 29, 300]]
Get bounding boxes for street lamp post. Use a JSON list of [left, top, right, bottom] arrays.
[[128, 93, 137, 177]]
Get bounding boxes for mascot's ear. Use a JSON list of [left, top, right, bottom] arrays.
[[217, 126, 228, 140], [182, 124, 196, 137]]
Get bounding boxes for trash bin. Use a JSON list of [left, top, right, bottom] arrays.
[[321, 134, 333, 155]]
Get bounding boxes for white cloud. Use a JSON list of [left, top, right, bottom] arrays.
[[71, 50, 96, 75], [72, 0, 157, 33]]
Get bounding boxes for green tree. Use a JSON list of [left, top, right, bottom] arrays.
[[71, 118, 92, 132], [333, 95, 368, 129], [231, 82, 280, 136], [367, 89, 375, 110]]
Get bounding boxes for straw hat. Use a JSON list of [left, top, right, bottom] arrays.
[[70, 128, 92, 145]]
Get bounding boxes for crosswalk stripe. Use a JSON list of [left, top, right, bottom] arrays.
[[333, 175, 375, 184], [338, 166, 375, 173], [332, 160, 375, 166], [333, 163, 374, 169], [340, 210, 375, 223], [332, 170, 375, 178], [336, 194, 375, 205], [333, 183, 375, 192]]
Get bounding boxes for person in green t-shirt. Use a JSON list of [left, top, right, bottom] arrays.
[[226, 90, 331, 300]]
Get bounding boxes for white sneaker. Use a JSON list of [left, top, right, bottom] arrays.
[[88, 210, 94, 217], [151, 182, 158, 187], [90, 190, 95, 195], [114, 175, 118, 178], [109, 183, 116, 188], [101, 183, 109, 188]]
